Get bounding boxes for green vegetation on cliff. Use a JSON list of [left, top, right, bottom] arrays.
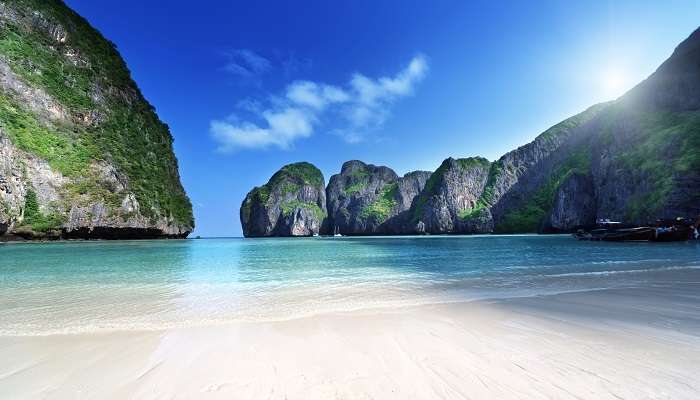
[[496, 146, 592, 233], [20, 189, 64, 232], [241, 162, 326, 224], [0, 94, 96, 177], [413, 157, 490, 222], [611, 109, 700, 221], [536, 103, 608, 142], [342, 167, 370, 195], [240, 185, 269, 222], [411, 162, 446, 222], [458, 203, 486, 221], [281, 200, 326, 221], [463, 104, 607, 229], [269, 162, 324, 188], [343, 181, 366, 195], [361, 182, 398, 223], [0, 0, 193, 227], [280, 183, 301, 196], [456, 157, 490, 171], [459, 161, 503, 221]]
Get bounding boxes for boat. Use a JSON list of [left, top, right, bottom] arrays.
[[333, 226, 343, 237], [652, 220, 694, 242], [574, 226, 655, 241], [573, 217, 697, 242]]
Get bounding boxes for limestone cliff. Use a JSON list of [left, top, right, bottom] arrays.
[[410, 157, 492, 234], [240, 162, 326, 237], [325, 160, 430, 235], [0, 0, 193, 239], [239, 27, 700, 237], [480, 27, 700, 232]]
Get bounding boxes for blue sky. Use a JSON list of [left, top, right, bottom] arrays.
[[65, 0, 700, 237]]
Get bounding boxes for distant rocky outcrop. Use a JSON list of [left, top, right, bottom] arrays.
[[0, 1, 193, 240], [384, 170, 432, 234], [326, 161, 399, 235], [240, 162, 326, 237], [240, 27, 700, 237], [324, 161, 430, 235], [410, 157, 492, 234]]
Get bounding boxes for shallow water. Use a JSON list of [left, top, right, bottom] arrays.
[[1, 235, 699, 335]]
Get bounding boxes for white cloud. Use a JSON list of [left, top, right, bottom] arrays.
[[286, 81, 349, 110], [211, 107, 314, 151], [211, 54, 428, 151]]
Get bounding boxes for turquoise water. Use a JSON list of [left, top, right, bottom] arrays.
[[1, 235, 699, 335]]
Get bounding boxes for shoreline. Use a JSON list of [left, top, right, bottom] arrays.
[[5, 232, 698, 243], [0, 284, 665, 338], [2, 285, 699, 399]]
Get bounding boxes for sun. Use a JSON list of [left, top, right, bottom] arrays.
[[601, 67, 629, 99]]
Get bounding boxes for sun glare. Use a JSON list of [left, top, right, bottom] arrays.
[[601, 67, 630, 99]]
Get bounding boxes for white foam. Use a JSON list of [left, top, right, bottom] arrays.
[[546, 265, 700, 278]]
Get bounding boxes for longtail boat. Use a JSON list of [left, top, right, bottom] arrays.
[[573, 218, 697, 242]]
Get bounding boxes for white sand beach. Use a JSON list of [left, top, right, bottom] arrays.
[[2, 285, 699, 400]]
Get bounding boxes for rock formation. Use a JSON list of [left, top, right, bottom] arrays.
[[0, 1, 193, 239], [410, 157, 492, 234], [241, 27, 700, 237], [384, 170, 432, 234], [324, 160, 431, 235], [483, 27, 700, 232], [240, 162, 326, 237]]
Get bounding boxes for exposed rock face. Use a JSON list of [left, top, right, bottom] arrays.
[[0, 1, 193, 239], [466, 27, 700, 233], [582, 30, 700, 226], [240, 162, 326, 237], [325, 160, 431, 235], [481, 105, 606, 233], [543, 172, 597, 232], [395, 171, 432, 212], [240, 27, 700, 237], [382, 170, 432, 234], [411, 157, 491, 234], [326, 161, 397, 234]]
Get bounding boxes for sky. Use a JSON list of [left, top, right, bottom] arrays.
[[65, 0, 700, 237]]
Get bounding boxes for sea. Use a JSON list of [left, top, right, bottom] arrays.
[[1, 235, 699, 335]]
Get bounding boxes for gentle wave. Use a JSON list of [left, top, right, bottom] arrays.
[[0, 286, 618, 337], [590, 259, 672, 265], [545, 265, 700, 278], [3, 236, 700, 336]]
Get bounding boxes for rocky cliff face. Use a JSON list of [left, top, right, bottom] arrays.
[[585, 29, 700, 225], [326, 160, 398, 234], [543, 172, 596, 232], [240, 162, 326, 237], [325, 161, 433, 235], [483, 27, 700, 232], [0, 0, 193, 239], [411, 157, 492, 234], [383, 170, 432, 234], [474, 104, 606, 233], [240, 27, 700, 237]]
